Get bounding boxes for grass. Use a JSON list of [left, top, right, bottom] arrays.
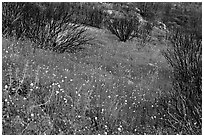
[[2, 26, 175, 135]]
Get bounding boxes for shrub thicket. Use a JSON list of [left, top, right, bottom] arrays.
[[2, 2, 93, 53], [161, 3, 202, 41], [161, 28, 202, 134]]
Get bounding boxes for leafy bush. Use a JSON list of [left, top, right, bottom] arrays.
[[161, 29, 202, 134]]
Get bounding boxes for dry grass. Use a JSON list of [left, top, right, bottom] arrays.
[[2, 26, 174, 134]]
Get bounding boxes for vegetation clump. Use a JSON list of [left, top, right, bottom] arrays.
[[161, 28, 202, 134]]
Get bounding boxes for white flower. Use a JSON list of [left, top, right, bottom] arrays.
[[127, 80, 134, 85], [10, 53, 20, 62], [4, 85, 8, 89]]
